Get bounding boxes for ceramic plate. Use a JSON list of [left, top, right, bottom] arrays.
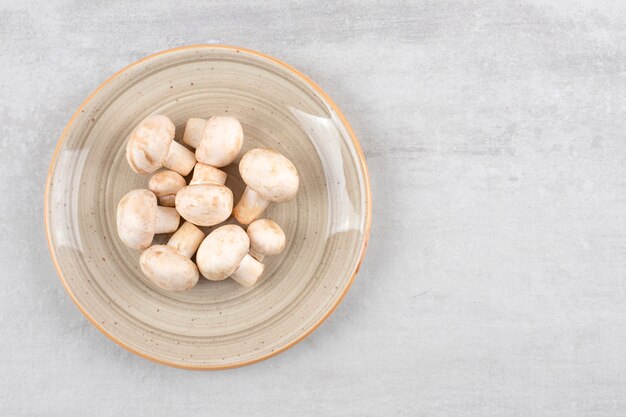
[[45, 45, 371, 369]]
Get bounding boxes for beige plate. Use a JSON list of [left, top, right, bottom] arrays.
[[45, 45, 371, 369]]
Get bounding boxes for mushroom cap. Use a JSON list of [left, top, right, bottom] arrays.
[[148, 170, 186, 199], [116, 189, 157, 250], [239, 149, 299, 202], [174, 184, 233, 227], [247, 219, 286, 256], [125, 115, 175, 174], [195, 116, 243, 167], [139, 245, 199, 291], [196, 225, 249, 281]]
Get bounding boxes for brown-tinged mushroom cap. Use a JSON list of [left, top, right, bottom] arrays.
[[117, 189, 157, 249], [174, 184, 233, 227], [139, 245, 199, 291], [117, 189, 180, 250], [247, 219, 286, 257], [148, 170, 186, 207], [195, 116, 244, 167], [125, 115, 175, 174], [125, 114, 195, 176], [239, 148, 299, 202], [196, 225, 249, 281]]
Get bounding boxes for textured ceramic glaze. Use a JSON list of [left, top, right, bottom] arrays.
[[45, 45, 371, 369]]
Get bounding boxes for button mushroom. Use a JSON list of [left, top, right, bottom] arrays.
[[233, 149, 299, 225], [139, 221, 204, 291], [196, 225, 264, 287], [125, 114, 196, 176], [182, 116, 243, 167], [246, 219, 286, 261], [174, 165, 233, 227], [148, 170, 186, 207], [116, 189, 180, 250]]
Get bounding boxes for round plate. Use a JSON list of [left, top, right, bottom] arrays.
[[45, 45, 371, 369]]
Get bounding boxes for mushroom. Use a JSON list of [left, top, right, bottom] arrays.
[[182, 116, 243, 167], [116, 189, 180, 250], [233, 149, 299, 225], [126, 114, 196, 176], [148, 170, 186, 207], [139, 221, 204, 291], [174, 164, 233, 227], [196, 225, 264, 287], [246, 219, 286, 261]]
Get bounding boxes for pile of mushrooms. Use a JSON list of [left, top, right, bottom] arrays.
[[117, 114, 298, 291]]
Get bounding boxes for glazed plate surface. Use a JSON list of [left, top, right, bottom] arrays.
[[45, 45, 371, 369]]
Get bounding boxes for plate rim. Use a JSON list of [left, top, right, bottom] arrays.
[[44, 44, 372, 370]]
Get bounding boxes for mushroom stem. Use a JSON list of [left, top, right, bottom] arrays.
[[248, 248, 265, 262], [190, 163, 227, 185], [231, 254, 265, 287], [182, 118, 206, 149], [164, 141, 196, 176], [167, 221, 204, 258], [233, 187, 270, 225], [155, 206, 180, 234], [158, 195, 176, 207]]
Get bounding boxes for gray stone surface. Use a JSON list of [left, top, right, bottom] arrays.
[[2, 0, 626, 415]]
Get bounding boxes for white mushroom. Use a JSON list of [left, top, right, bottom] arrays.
[[126, 115, 196, 176], [196, 225, 264, 287], [182, 116, 243, 167], [139, 221, 204, 291], [116, 189, 180, 250], [246, 219, 286, 261], [196, 225, 248, 281], [233, 149, 299, 225], [175, 165, 233, 227], [148, 170, 186, 207]]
